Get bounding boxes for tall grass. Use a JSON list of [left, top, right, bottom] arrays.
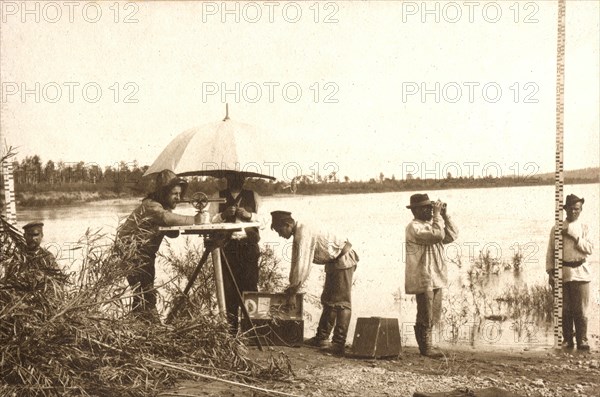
[[441, 248, 552, 346], [0, 216, 293, 397]]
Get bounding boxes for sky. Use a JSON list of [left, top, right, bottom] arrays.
[[1, 0, 599, 182]]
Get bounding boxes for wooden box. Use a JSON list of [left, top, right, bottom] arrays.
[[242, 292, 303, 320], [241, 292, 304, 347], [352, 317, 401, 358]]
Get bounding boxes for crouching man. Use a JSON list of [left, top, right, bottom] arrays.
[[271, 211, 359, 356]]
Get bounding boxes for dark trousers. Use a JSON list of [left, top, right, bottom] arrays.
[[316, 265, 355, 345], [563, 281, 590, 343], [221, 240, 260, 333], [126, 258, 157, 313], [415, 288, 443, 328]]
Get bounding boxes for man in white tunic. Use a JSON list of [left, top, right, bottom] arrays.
[[546, 194, 594, 350], [405, 193, 458, 358]]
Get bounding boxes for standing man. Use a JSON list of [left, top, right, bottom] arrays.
[[212, 173, 263, 333], [546, 194, 594, 350], [271, 211, 359, 356], [117, 169, 202, 322], [405, 193, 458, 358]]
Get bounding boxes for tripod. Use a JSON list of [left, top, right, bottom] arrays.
[[165, 230, 263, 351]]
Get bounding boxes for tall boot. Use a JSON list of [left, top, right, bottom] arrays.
[[575, 317, 590, 351], [414, 325, 425, 355], [317, 305, 337, 340], [130, 292, 160, 323], [328, 308, 351, 356], [422, 327, 443, 358], [306, 306, 336, 347], [562, 312, 575, 348]]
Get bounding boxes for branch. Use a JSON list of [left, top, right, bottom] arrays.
[[146, 357, 301, 397]]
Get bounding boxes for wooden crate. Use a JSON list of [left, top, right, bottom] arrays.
[[241, 292, 304, 347], [352, 317, 401, 358]]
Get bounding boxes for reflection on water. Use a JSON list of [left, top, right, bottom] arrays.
[[18, 184, 599, 351]]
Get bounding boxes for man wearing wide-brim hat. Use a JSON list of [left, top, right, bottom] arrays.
[[404, 193, 458, 358], [546, 194, 594, 350], [117, 169, 203, 323]]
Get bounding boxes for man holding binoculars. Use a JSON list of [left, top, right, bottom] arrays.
[[405, 193, 458, 358]]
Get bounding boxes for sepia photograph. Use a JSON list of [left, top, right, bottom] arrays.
[[1, 1, 599, 396]]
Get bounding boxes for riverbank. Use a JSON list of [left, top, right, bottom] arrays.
[[8, 177, 600, 208], [14, 190, 133, 207], [166, 344, 600, 397]]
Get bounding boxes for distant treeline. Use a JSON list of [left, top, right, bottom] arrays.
[[282, 173, 599, 196], [6, 155, 149, 194], [1, 155, 598, 207]]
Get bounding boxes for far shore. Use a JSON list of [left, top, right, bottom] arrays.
[[7, 178, 599, 209], [12, 190, 135, 209]]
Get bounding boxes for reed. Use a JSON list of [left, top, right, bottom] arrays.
[[496, 284, 553, 324], [442, 248, 552, 346], [0, 215, 293, 397]]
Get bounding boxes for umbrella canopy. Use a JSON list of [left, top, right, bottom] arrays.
[[144, 114, 277, 180]]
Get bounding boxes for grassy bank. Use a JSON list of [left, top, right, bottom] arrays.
[[16, 190, 134, 207], [4, 170, 598, 208]]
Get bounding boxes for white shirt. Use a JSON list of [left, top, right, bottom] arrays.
[[288, 222, 352, 290], [546, 219, 594, 282]]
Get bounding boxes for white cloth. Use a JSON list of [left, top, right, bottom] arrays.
[[404, 214, 459, 294], [546, 219, 594, 282], [288, 222, 351, 290]]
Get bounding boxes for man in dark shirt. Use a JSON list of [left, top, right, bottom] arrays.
[[20, 221, 67, 290], [23, 222, 59, 270], [211, 173, 262, 333], [117, 169, 202, 322]]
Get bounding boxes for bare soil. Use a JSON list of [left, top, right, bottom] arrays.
[[162, 344, 600, 397]]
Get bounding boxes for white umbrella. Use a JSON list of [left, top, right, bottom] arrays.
[[144, 108, 276, 180]]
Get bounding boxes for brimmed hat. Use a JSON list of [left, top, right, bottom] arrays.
[[149, 169, 188, 196], [563, 194, 584, 208], [23, 221, 44, 231], [270, 211, 293, 229], [406, 193, 432, 209]]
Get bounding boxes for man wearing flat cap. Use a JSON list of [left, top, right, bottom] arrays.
[[211, 173, 264, 334], [546, 194, 594, 350], [405, 193, 458, 358], [117, 169, 202, 322], [22, 221, 60, 271], [271, 210, 359, 356]]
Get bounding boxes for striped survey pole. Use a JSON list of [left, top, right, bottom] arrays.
[[553, 0, 566, 349], [2, 160, 17, 226]]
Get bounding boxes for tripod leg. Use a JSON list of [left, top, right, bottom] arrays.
[[220, 251, 264, 351], [212, 247, 227, 317], [166, 247, 212, 324]]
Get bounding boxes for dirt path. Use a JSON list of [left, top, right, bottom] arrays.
[[163, 345, 600, 397]]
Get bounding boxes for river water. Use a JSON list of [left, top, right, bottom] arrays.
[[18, 183, 599, 351]]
